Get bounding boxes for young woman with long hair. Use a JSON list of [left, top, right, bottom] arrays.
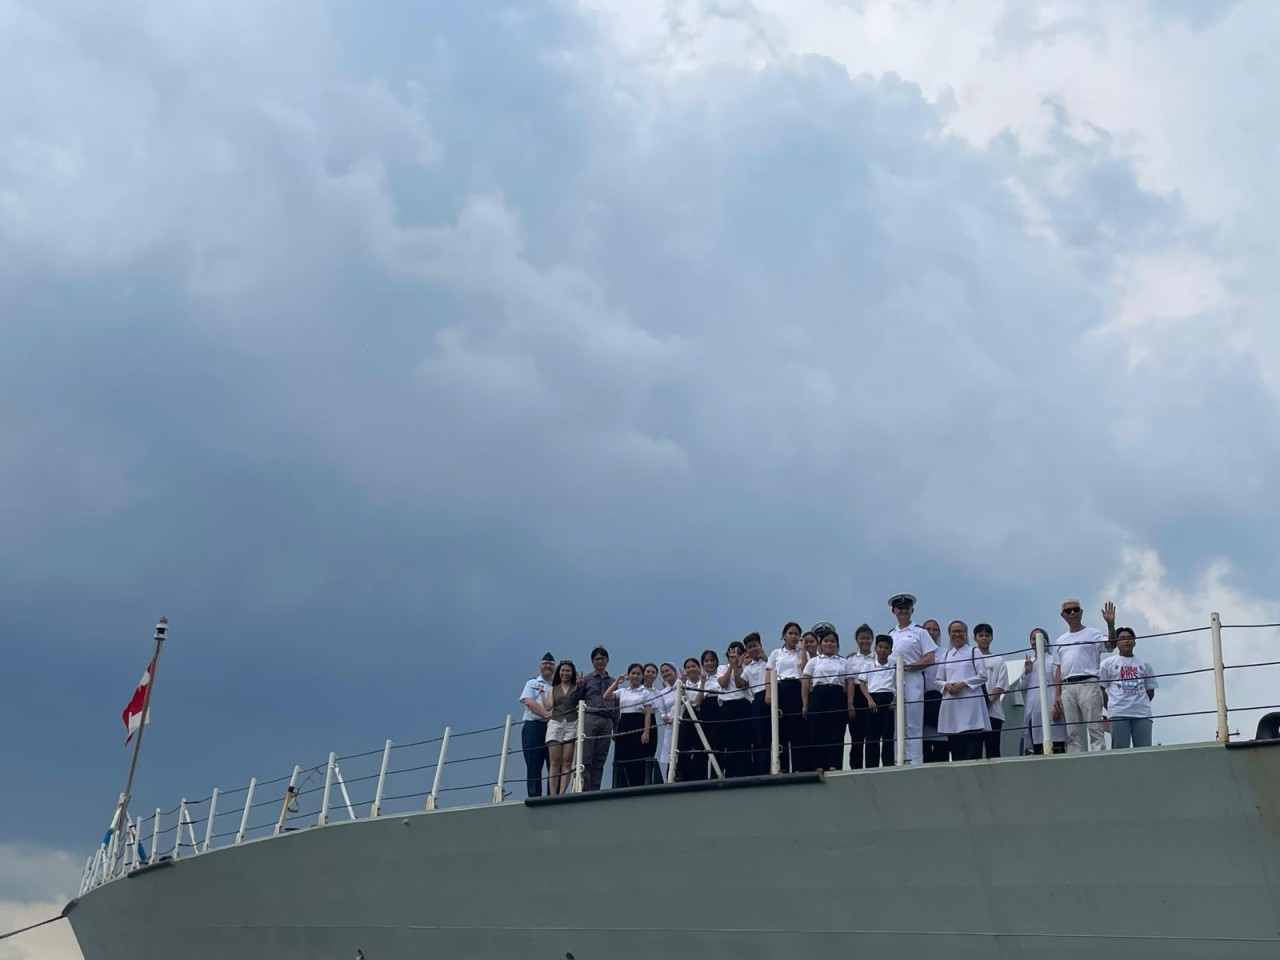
[[604, 663, 652, 788], [541, 660, 582, 795]]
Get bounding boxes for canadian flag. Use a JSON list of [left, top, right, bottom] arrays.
[[122, 658, 156, 744]]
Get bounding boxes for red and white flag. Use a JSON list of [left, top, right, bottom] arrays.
[[122, 658, 156, 744]]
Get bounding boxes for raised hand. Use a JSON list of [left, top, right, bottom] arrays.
[[1102, 601, 1116, 624], [1024, 654, 1033, 675]]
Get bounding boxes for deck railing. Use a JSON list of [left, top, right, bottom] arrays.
[[78, 613, 1280, 895]]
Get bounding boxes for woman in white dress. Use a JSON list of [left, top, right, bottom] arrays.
[[934, 620, 990, 761], [654, 662, 680, 781], [1023, 628, 1065, 754]]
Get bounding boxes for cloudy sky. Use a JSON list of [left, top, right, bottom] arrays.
[[4, 0, 1280, 956]]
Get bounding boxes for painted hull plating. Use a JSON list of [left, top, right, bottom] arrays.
[[67, 741, 1280, 959]]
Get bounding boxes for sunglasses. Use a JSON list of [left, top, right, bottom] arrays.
[[1062, 606, 1082, 615]]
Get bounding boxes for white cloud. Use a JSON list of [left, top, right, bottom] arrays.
[[0, 846, 82, 960]]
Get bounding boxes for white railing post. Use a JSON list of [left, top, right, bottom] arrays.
[[1035, 632, 1052, 755], [123, 820, 134, 872], [275, 766, 301, 836], [894, 655, 906, 766], [682, 696, 724, 779], [235, 778, 256, 845], [769, 670, 781, 775], [425, 727, 451, 811], [333, 762, 357, 821], [1211, 612, 1230, 741], [318, 753, 336, 826], [204, 789, 219, 852], [79, 854, 94, 895], [493, 715, 513, 803], [91, 846, 105, 886], [149, 808, 161, 864], [173, 800, 187, 859], [667, 690, 681, 784], [371, 740, 392, 818], [183, 805, 199, 852], [570, 702, 586, 794]]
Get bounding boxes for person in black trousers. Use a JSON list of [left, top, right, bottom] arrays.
[[676, 658, 708, 781], [845, 625, 875, 769], [801, 626, 850, 773], [862, 636, 897, 767], [742, 633, 770, 774], [766, 622, 810, 772], [715, 640, 753, 777], [517, 653, 556, 797]]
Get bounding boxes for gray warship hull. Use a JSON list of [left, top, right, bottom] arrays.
[[66, 741, 1280, 959]]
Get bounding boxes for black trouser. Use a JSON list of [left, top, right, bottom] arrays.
[[948, 730, 982, 762], [1032, 741, 1066, 755], [866, 692, 895, 767], [676, 715, 707, 782], [719, 698, 753, 778], [521, 719, 548, 797], [981, 718, 1004, 759], [699, 695, 723, 776], [777, 679, 809, 772], [808, 684, 847, 772], [613, 713, 648, 788], [848, 686, 870, 769], [751, 692, 770, 775], [924, 739, 950, 763]]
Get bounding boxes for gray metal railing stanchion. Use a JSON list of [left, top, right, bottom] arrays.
[[371, 741, 392, 818], [1035, 631, 1052, 755], [276, 766, 301, 836], [571, 702, 586, 794], [333, 762, 357, 821], [318, 753, 336, 826], [1211, 612, 1230, 741], [425, 727, 451, 811], [235, 779, 255, 845], [667, 692, 680, 784], [204, 789, 219, 852], [769, 670, 781, 775], [493, 715, 513, 803], [894, 655, 906, 766]]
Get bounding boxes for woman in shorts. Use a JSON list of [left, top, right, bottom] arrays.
[[542, 660, 582, 795]]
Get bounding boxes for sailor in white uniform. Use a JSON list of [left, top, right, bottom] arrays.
[[887, 593, 937, 765], [935, 620, 991, 761]]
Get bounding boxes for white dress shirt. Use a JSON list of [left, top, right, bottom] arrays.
[[767, 646, 807, 680]]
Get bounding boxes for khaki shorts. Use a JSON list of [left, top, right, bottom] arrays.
[[546, 718, 577, 743]]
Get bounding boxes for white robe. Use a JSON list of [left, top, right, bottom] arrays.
[[934, 644, 992, 735], [653, 685, 678, 772]]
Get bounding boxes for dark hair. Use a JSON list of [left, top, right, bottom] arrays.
[[782, 621, 802, 636], [1116, 627, 1136, 640], [974, 623, 993, 636], [683, 657, 700, 671], [874, 634, 893, 647], [700, 648, 720, 668], [643, 662, 660, 674], [590, 646, 609, 660], [555, 660, 578, 685], [626, 662, 643, 676], [726, 640, 745, 655], [821, 630, 840, 648], [802, 631, 817, 641], [743, 632, 762, 647], [855, 623, 873, 638]]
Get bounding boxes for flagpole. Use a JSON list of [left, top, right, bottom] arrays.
[[113, 616, 168, 867]]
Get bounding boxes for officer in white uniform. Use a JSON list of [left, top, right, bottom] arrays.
[[887, 593, 937, 766]]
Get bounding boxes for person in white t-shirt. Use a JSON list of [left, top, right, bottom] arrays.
[[675, 658, 708, 782], [801, 627, 851, 772], [1100, 627, 1158, 748], [716, 639, 754, 778], [741, 633, 770, 775], [765, 622, 810, 772], [861, 636, 896, 767], [887, 594, 938, 766], [973, 625, 1008, 759], [1054, 598, 1117, 754], [845, 624, 875, 769]]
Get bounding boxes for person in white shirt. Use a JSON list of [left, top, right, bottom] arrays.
[[861, 636, 896, 767], [846, 624, 875, 769], [935, 621, 991, 761], [1100, 627, 1158, 748], [640, 663, 662, 783], [1054, 598, 1118, 754], [699, 649, 724, 774], [716, 639, 754, 778], [973, 625, 1008, 759], [654, 662, 680, 780], [518, 653, 556, 797], [801, 626, 851, 772], [1022, 629, 1065, 755], [741, 634, 770, 775], [765, 622, 810, 772], [888, 593, 938, 765], [603, 663, 653, 788], [675, 658, 708, 782]]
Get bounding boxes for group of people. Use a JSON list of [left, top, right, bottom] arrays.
[[516, 593, 1160, 796]]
